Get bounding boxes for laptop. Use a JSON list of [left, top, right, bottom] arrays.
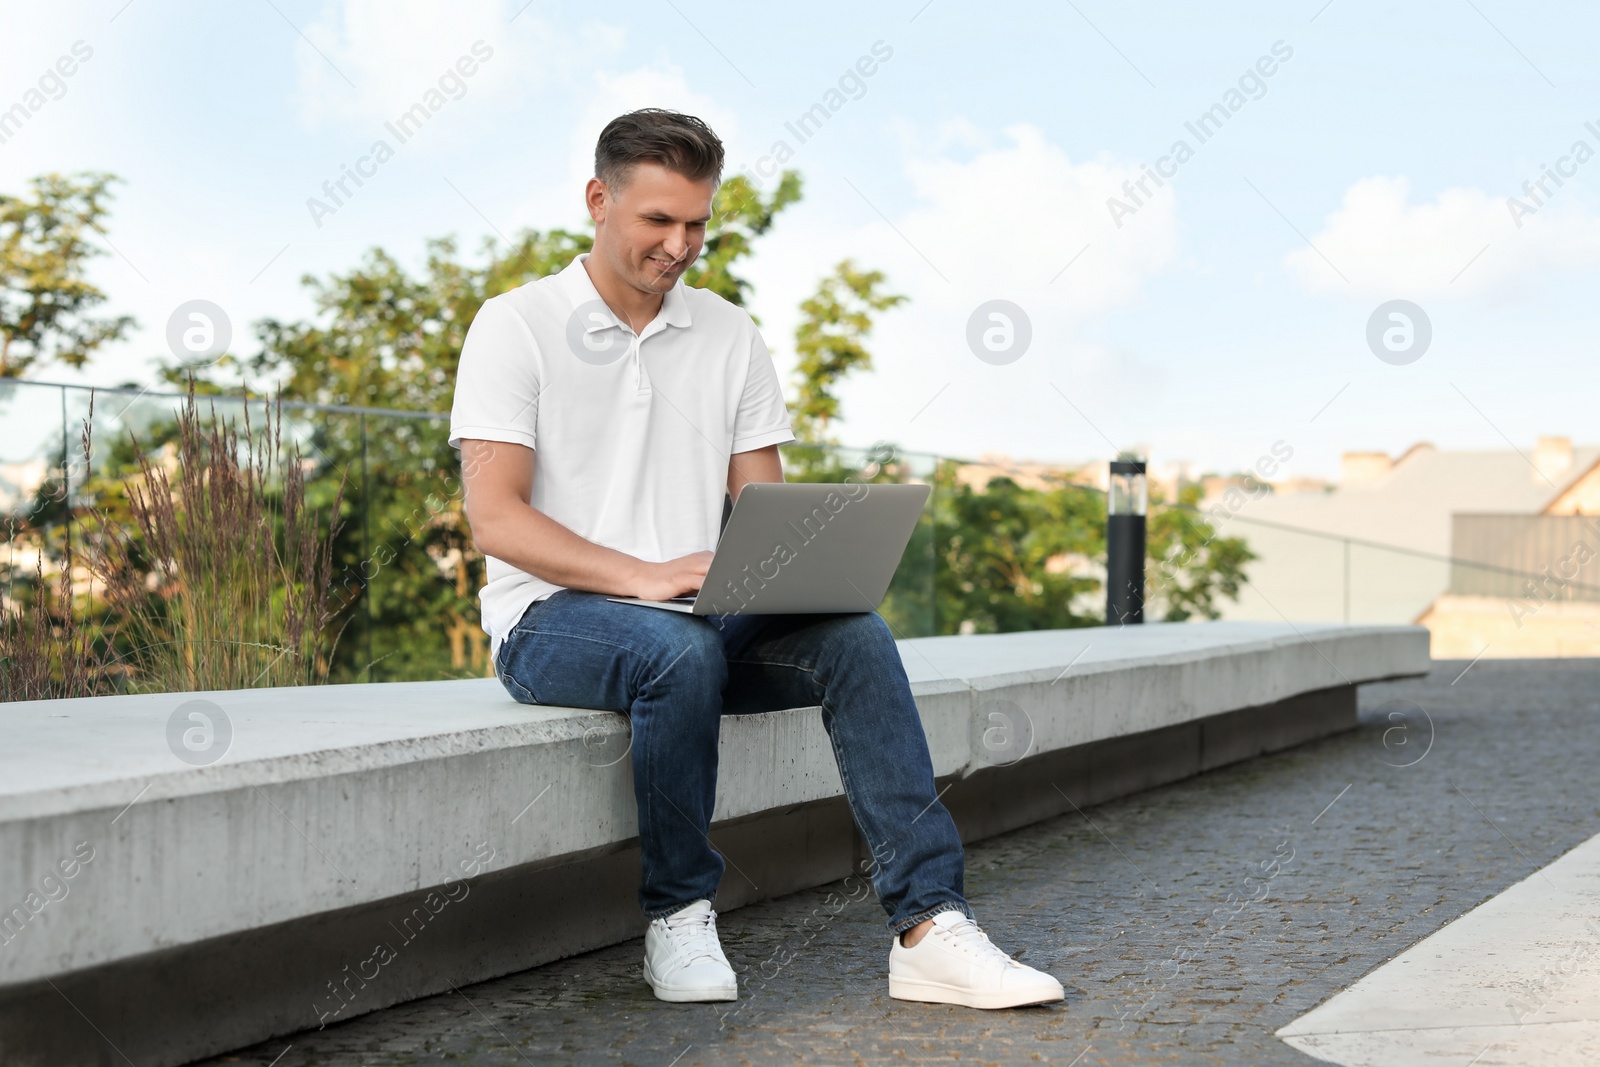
[[607, 481, 931, 615]]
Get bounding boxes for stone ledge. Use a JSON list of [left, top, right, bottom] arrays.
[[0, 621, 1427, 1065]]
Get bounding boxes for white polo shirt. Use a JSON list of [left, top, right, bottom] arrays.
[[448, 253, 795, 659]]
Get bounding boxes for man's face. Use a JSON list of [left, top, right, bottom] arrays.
[[590, 162, 716, 297]]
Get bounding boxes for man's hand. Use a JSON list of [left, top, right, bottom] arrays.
[[631, 550, 713, 601]]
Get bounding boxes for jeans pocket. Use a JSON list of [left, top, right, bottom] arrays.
[[499, 670, 538, 705], [495, 642, 541, 705]]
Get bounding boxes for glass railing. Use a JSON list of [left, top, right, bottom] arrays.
[[1449, 514, 1600, 603], [6, 375, 1597, 698], [3, 380, 464, 687], [1194, 505, 1600, 658], [1, 380, 950, 691]]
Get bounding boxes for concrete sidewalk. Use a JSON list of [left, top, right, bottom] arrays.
[[1280, 827, 1600, 1064], [193, 658, 1600, 1066]]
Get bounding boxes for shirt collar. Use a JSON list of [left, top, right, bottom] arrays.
[[558, 252, 692, 332]]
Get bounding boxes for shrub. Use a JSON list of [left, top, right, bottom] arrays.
[[75, 385, 347, 693]]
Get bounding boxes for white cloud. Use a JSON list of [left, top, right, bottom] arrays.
[[741, 123, 1180, 461], [902, 116, 990, 159], [1287, 175, 1600, 300], [892, 123, 1177, 311], [291, 0, 614, 145]]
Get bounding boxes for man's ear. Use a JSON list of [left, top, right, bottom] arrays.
[[585, 177, 609, 224]]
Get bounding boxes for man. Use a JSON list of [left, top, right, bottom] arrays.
[[450, 108, 1062, 1010]]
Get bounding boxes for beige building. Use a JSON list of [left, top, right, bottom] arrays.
[[0, 459, 49, 516], [952, 453, 1095, 493], [1209, 437, 1600, 657], [954, 453, 1206, 504]]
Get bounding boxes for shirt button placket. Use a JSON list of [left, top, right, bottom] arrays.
[[632, 331, 651, 395]]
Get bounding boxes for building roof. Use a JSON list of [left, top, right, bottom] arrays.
[[1226, 444, 1600, 557]]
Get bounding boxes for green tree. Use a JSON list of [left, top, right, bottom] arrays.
[[1, 172, 134, 378], [927, 467, 1257, 634], [931, 466, 1104, 634], [1147, 482, 1256, 621], [687, 172, 802, 313], [787, 259, 907, 449], [234, 231, 591, 411]]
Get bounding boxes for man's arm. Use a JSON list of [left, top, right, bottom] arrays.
[[460, 439, 710, 600], [727, 444, 784, 500]]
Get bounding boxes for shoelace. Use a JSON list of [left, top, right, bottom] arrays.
[[937, 918, 1023, 968], [663, 908, 724, 965]]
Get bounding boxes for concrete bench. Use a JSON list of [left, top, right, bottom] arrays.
[[0, 621, 1428, 1066]]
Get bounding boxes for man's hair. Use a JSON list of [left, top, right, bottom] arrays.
[[594, 109, 724, 193]]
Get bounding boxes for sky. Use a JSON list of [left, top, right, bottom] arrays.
[[1, 0, 1596, 481]]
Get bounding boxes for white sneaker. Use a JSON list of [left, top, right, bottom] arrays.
[[888, 911, 1065, 1009], [642, 900, 738, 1002]]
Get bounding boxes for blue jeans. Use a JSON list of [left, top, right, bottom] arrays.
[[494, 590, 969, 933]]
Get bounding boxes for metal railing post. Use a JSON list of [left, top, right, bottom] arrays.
[[60, 386, 70, 572], [360, 413, 374, 680], [1343, 538, 1351, 623]]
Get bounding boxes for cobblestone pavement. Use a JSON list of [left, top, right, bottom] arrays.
[[202, 659, 1600, 1066]]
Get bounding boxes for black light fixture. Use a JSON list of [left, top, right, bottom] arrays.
[[1106, 456, 1147, 626]]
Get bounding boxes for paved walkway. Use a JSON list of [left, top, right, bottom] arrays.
[[1280, 826, 1600, 1064], [198, 658, 1600, 1066]]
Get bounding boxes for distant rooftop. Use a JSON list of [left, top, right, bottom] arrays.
[[1231, 437, 1600, 555]]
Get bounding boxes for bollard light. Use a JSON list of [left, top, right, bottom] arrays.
[[1105, 457, 1147, 626]]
